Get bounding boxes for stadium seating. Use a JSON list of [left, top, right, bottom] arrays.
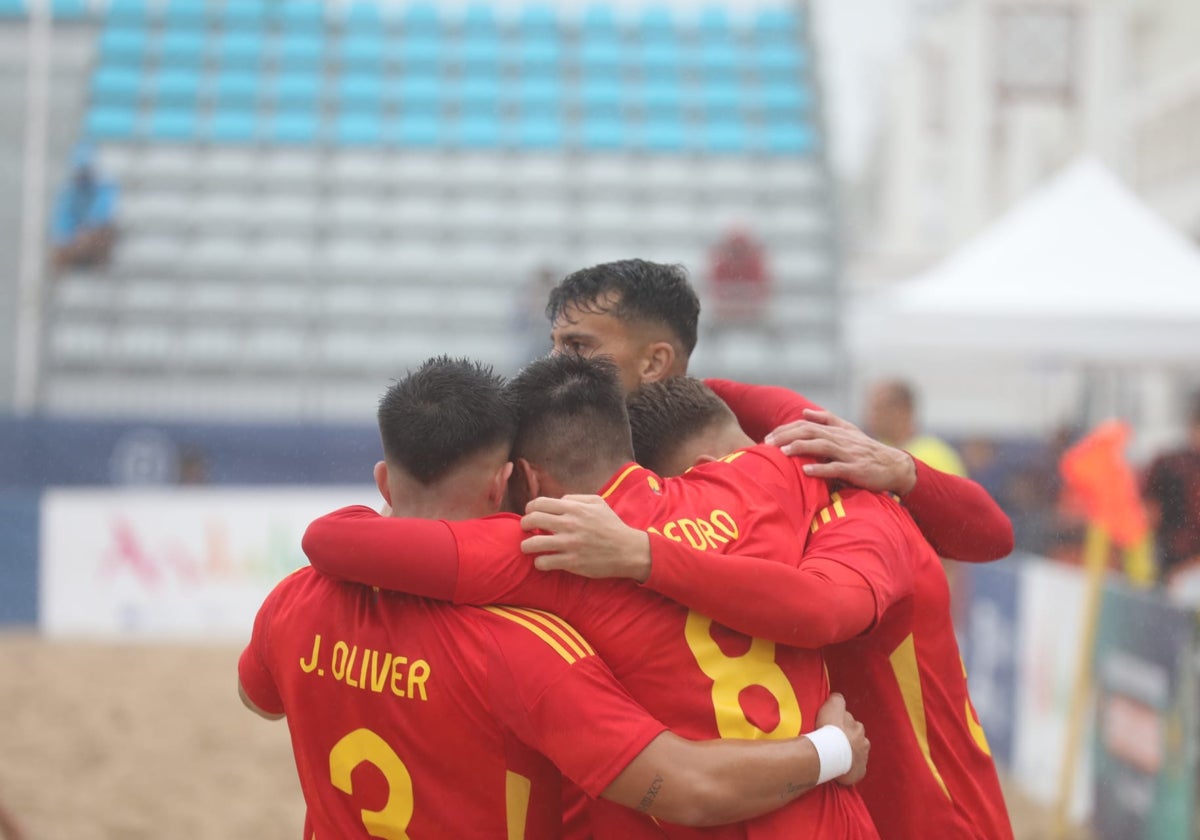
[[36, 0, 839, 420]]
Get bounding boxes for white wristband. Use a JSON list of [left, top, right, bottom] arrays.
[[805, 725, 853, 785]]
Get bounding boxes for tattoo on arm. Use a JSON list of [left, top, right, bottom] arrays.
[[780, 780, 806, 801], [637, 774, 665, 813]]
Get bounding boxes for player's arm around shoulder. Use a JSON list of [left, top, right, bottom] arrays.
[[603, 691, 870, 827]]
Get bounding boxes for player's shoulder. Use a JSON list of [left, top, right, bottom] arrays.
[[476, 605, 597, 668]]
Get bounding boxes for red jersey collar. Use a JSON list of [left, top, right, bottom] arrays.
[[598, 462, 664, 503]]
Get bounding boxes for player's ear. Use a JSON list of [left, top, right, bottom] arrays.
[[640, 341, 676, 384], [373, 460, 392, 507], [487, 461, 514, 512]]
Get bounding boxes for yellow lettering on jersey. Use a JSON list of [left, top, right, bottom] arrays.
[[654, 509, 741, 551], [300, 636, 430, 701]]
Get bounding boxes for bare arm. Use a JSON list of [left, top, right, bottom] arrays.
[[602, 693, 868, 827]]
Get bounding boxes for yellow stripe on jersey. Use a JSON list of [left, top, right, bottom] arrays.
[[809, 492, 848, 535], [503, 606, 596, 659], [719, 450, 748, 464], [506, 771, 532, 840], [601, 464, 642, 499], [484, 606, 590, 664], [831, 492, 845, 518]]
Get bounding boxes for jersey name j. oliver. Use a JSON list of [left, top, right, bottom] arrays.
[[239, 567, 665, 839]]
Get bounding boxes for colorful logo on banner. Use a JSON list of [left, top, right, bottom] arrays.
[[40, 487, 375, 639]]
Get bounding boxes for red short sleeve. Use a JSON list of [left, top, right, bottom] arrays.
[[238, 583, 285, 716]]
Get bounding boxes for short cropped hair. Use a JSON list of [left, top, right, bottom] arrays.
[[378, 356, 516, 485], [626, 378, 736, 474], [546, 259, 700, 356], [507, 354, 634, 479]]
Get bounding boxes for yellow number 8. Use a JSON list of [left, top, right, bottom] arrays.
[[329, 728, 414, 840], [684, 610, 803, 739]]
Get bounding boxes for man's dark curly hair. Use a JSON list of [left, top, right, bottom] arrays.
[[546, 259, 700, 356]]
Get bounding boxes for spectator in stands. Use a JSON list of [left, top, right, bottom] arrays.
[[864, 379, 966, 478], [50, 143, 118, 274], [707, 228, 770, 327], [1142, 391, 1200, 584]]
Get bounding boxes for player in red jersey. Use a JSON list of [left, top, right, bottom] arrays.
[[241, 357, 869, 839], [523, 377, 1013, 840], [543, 259, 1013, 562], [303, 354, 881, 840]]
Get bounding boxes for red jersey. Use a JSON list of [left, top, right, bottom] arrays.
[[239, 567, 666, 839], [641, 487, 1012, 839], [705, 378, 1014, 562], [304, 446, 878, 840]]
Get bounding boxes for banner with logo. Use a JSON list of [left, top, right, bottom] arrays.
[[40, 487, 375, 640], [1092, 585, 1198, 840]]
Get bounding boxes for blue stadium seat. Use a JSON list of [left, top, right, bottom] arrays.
[[106, 0, 147, 23], [276, 0, 324, 30], [270, 72, 323, 106], [393, 113, 442, 147], [700, 120, 747, 153], [216, 30, 264, 69], [515, 76, 562, 112], [765, 122, 814, 154], [756, 7, 801, 38], [581, 4, 617, 34], [92, 67, 142, 103], [760, 82, 811, 113], [98, 27, 147, 65], [158, 29, 207, 67], [701, 80, 741, 115], [400, 33, 442, 68], [517, 36, 562, 71], [268, 110, 319, 144], [52, 0, 88, 21], [638, 6, 674, 38], [697, 41, 740, 76], [0, 0, 24, 17], [758, 43, 805, 76], [152, 67, 202, 104], [698, 6, 729, 37], [457, 34, 500, 70], [212, 71, 259, 106], [455, 114, 501, 149], [85, 106, 137, 140], [163, 0, 207, 27], [343, 2, 382, 32], [640, 40, 681, 74], [402, 2, 439, 33], [642, 119, 686, 153], [578, 37, 622, 73], [223, 0, 267, 29], [515, 114, 562, 150], [518, 5, 557, 35], [208, 109, 258, 143], [275, 32, 325, 68], [398, 74, 441, 110], [457, 75, 501, 108], [580, 78, 623, 113], [338, 73, 383, 107], [148, 108, 199, 141], [336, 112, 383, 146], [461, 3, 496, 33], [580, 117, 625, 151], [341, 34, 385, 69], [641, 79, 682, 111]]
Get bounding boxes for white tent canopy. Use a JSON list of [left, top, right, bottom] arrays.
[[850, 158, 1200, 365]]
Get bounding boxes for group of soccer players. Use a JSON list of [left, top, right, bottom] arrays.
[[239, 259, 1017, 838]]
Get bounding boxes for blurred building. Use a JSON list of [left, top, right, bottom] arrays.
[[858, 0, 1200, 286]]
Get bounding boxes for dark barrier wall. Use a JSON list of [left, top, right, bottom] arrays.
[[0, 415, 380, 488], [0, 492, 38, 624]]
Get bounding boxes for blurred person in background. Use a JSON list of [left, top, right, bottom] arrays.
[[1142, 391, 1200, 584], [707, 228, 771, 327], [50, 143, 118, 274], [864, 379, 966, 478]]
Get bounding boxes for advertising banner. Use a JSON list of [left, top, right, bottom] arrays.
[[1092, 585, 1198, 840], [960, 560, 1021, 770], [40, 486, 375, 640]]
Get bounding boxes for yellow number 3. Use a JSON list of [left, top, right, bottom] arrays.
[[684, 611, 803, 739], [329, 728, 414, 840]]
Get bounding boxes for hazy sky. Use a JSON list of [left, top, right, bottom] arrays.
[[810, 0, 913, 178]]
